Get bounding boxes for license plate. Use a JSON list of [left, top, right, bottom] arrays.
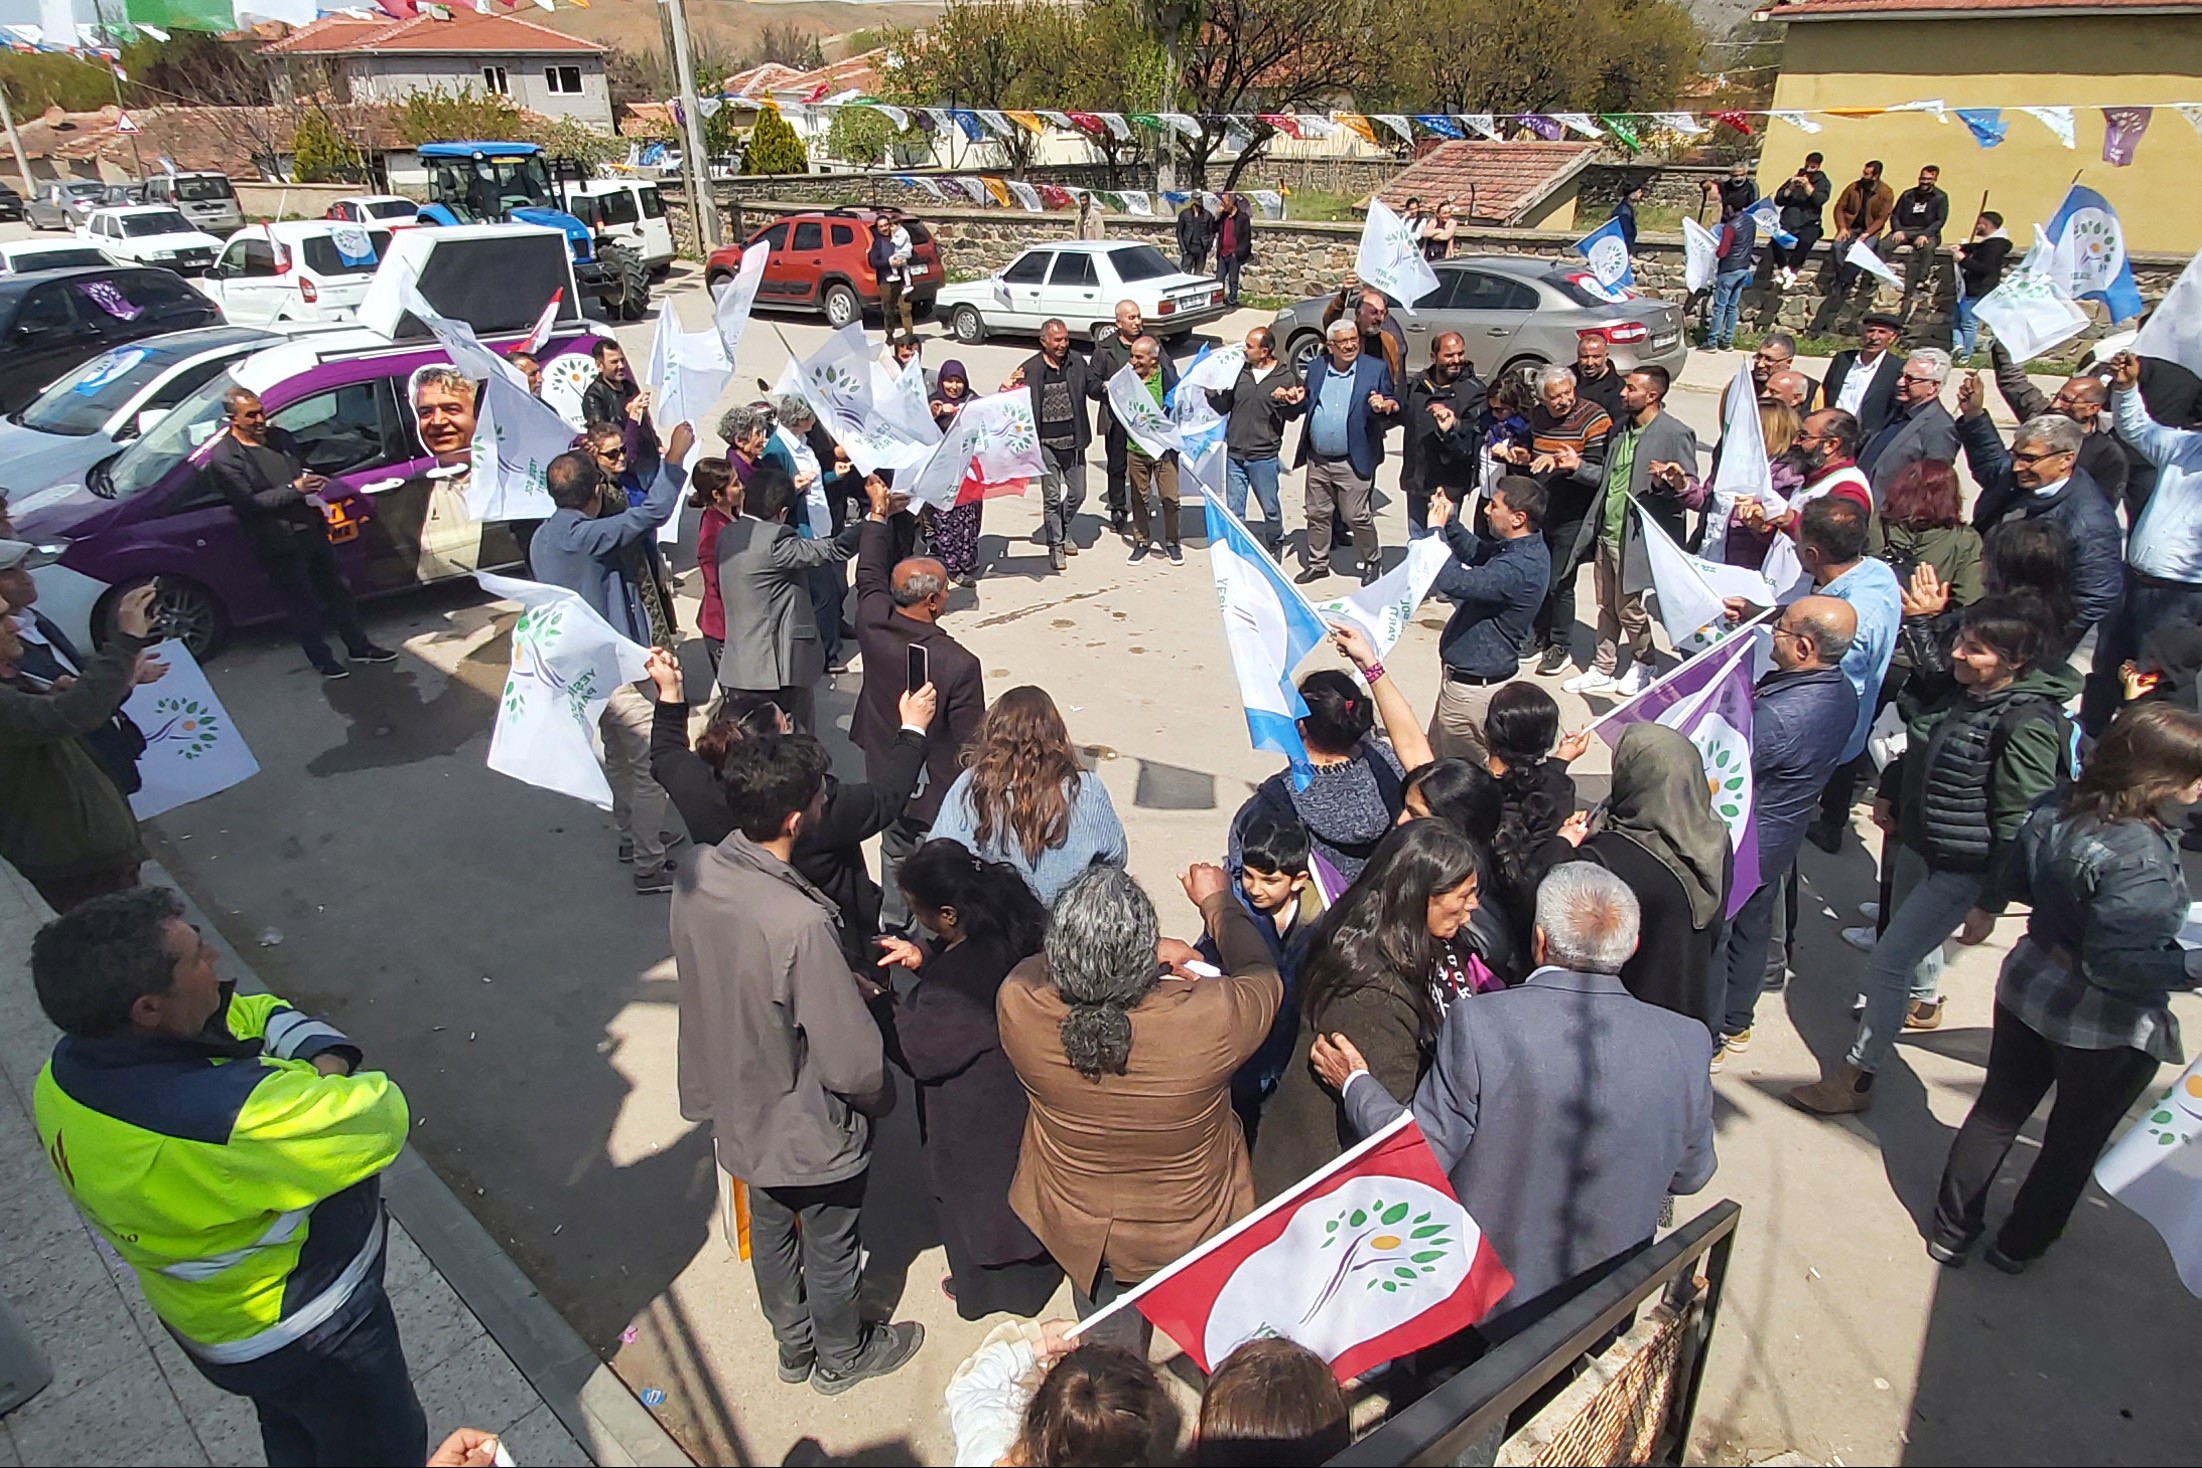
[[1652, 331, 1678, 348], [1175, 293, 1208, 311]]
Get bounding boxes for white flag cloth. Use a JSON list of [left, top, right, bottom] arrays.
[[1007, 180, 1043, 213], [1705, 363, 1775, 549], [1170, 344, 1246, 462], [711, 241, 770, 357], [644, 300, 732, 432], [2132, 245, 2202, 380], [2178, 103, 2202, 142], [1204, 496, 1327, 786], [1649, 111, 1708, 136], [2095, 1055, 2202, 1296], [462, 369, 568, 522], [1108, 364, 1183, 459], [1681, 217, 1721, 293], [1355, 198, 1442, 312], [1119, 192, 1155, 217], [397, 276, 519, 388], [2019, 105, 2076, 149], [1636, 500, 1775, 654], [876, 355, 946, 456], [900, 388, 1045, 510], [123, 641, 260, 819], [518, 289, 563, 353], [1456, 114, 1501, 141], [1846, 238, 1904, 289], [1976, 226, 2091, 363], [1552, 112, 1603, 139], [1371, 114, 1415, 143], [477, 572, 650, 810], [1311, 537, 1450, 663], [1761, 532, 1812, 604], [791, 324, 930, 475], [1770, 109, 1822, 134]]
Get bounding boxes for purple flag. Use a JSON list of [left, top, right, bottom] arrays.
[[1597, 634, 1762, 917], [2102, 106, 2152, 166], [1516, 114, 1563, 141]]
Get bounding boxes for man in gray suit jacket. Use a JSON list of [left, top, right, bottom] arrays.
[[1314, 863, 1717, 1341], [716, 464, 864, 732], [1858, 348, 1959, 503]]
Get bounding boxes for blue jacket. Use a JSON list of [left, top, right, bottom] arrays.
[[528, 459, 685, 644], [1434, 524, 1550, 679], [1749, 664, 1858, 883], [1289, 350, 1395, 480], [1198, 885, 1317, 1113], [1957, 413, 2124, 637]]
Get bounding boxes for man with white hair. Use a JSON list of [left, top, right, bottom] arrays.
[[1281, 316, 1398, 585], [1311, 863, 1716, 1340], [1857, 346, 1959, 502]]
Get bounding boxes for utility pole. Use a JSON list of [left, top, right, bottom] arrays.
[[0, 88, 32, 198], [662, 0, 721, 251]]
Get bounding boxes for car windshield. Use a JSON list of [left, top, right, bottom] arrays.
[[122, 210, 193, 238], [174, 177, 235, 203], [1107, 245, 1177, 281], [96, 370, 233, 500], [364, 199, 415, 220], [62, 184, 104, 199], [13, 343, 180, 436]]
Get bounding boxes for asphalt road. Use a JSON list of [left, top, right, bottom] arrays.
[[68, 255, 2202, 1466]]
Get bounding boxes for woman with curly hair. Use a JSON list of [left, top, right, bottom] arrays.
[[930, 686, 1126, 906]]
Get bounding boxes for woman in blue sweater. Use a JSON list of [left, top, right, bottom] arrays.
[[929, 685, 1126, 906]]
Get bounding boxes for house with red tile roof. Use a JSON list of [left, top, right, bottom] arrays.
[[1376, 142, 1602, 230], [1754, 0, 2202, 251], [262, 11, 611, 133]]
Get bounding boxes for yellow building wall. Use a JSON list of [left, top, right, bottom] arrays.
[[1761, 14, 2202, 254]]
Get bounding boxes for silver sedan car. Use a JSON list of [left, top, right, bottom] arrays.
[[1272, 255, 1688, 382], [26, 180, 111, 232]]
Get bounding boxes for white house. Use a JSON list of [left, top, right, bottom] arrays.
[[263, 12, 613, 132]]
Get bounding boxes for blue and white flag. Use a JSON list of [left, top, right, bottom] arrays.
[[2045, 185, 2146, 323], [1744, 195, 1797, 250], [1572, 216, 1634, 297], [1956, 107, 2008, 148], [1205, 497, 1326, 788], [1414, 115, 1464, 139]]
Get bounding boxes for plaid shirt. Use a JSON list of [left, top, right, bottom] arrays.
[[1998, 937, 2183, 1064]]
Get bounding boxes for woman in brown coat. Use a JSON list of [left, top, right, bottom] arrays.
[[997, 861, 1281, 1348]]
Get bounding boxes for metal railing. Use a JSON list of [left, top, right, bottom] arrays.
[[1330, 1200, 1742, 1467]]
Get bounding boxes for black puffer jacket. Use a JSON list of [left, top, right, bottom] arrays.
[[1886, 661, 2080, 883]]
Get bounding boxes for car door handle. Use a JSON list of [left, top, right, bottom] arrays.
[[1485, 327, 1509, 336], [1406, 322, 1428, 332]]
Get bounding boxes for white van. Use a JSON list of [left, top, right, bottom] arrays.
[[561, 180, 674, 273], [141, 172, 246, 236], [198, 221, 396, 324]]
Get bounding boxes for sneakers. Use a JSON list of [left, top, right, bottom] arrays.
[[1536, 645, 1572, 677], [1129, 540, 1152, 562], [632, 863, 673, 896], [1166, 543, 1184, 566], [1610, 663, 1651, 697], [1050, 543, 1066, 571], [1294, 564, 1331, 585], [313, 658, 350, 680], [1063, 539, 1080, 556], [812, 1321, 925, 1396], [1905, 998, 1945, 1031], [619, 832, 684, 864], [349, 644, 400, 664], [777, 1345, 816, 1384], [1840, 925, 1877, 952], [1927, 1232, 1978, 1268], [1358, 562, 1381, 586], [1786, 1062, 1875, 1116], [1563, 669, 1617, 694], [1711, 1027, 1750, 1075], [1859, 901, 1881, 923]]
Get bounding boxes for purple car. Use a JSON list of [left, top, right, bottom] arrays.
[[14, 323, 606, 657]]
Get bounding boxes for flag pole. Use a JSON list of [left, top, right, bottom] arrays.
[[1582, 607, 1773, 737], [1063, 1112, 1421, 1343]]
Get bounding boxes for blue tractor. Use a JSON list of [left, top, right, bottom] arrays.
[[414, 140, 651, 318]]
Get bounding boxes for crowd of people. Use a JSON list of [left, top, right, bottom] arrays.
[[7, 202, 2202, 1465]]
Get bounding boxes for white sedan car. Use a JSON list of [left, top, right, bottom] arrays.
[[0, 238, 116, 273], [324, 194, 423, 229], [937, 241, 1228, 346], [197, 221, 394, 324], [77, 205, 223, 276]]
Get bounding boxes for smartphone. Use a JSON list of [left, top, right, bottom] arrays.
[[905, 643, 929, 695]]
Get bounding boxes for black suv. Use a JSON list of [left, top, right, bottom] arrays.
[[0, 267, 222, 414]]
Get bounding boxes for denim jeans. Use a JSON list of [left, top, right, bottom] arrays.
[[1848, 848, 1982, 1073], [1708, 269, 1750, 347], [1224, 455, 1282, 539], [1951, 291, 1982, 359], [1040, 446, 1086, 548]]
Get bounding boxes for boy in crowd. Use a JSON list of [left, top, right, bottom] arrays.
[[1207, 807, 1322, 1141]]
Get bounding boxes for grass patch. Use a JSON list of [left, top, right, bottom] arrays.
[[1271, 187, 1365, 223]]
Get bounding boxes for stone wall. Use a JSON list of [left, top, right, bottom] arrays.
[[692, 153, 1407, 211], [666, 189, 2179, 351], [1577, 163, 1731, 217]]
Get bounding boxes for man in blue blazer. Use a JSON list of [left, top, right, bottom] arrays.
[[1312, 863, 1717, 1341], [1284, 318, 1398, 585]]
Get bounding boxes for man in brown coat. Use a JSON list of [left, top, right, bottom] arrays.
[[671, 732, 923, 1395], [997, 862, 1281, 1349]]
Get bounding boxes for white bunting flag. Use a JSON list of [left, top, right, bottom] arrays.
[[1456, 114, 1501, 141], [1887, 98, 1949, 123], [1372, 114, 1416, 143], [1649, 111, 1709, 136], [1681, 216, 1721, 293], [476, 573, 650, 810], [2019, 105, 2076, 149], [124, 642, 260, 819], [1552, 112, 1604, 139], [1355, 198, 1442, 312], [1770, 110, 1823, 134], [1119, 191, 1155, 217], [1007, 179, 1043, 213]]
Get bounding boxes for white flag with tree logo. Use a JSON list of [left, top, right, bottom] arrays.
[[476, 573, 649, 810]]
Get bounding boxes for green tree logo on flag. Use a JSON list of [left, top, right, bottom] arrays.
[[1311, 1197, 1457, 1311]]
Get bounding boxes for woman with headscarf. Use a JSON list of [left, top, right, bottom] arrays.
[[927, 360, 985, 585], [997, 863, 1282, 1349], [1541, 723, 1731, 1034]]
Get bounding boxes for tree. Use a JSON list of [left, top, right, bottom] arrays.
[[824, 106, 911, 168], [748, 21, 826, 71], [291, 109, 363, 183], [1166, 0, 1396, 187], [396, 86, 532, 145], [1374, 0, 1698, 117], [743, 103, 808, 175]]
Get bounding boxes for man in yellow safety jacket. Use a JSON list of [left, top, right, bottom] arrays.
[[30, 886, 422, 1467]]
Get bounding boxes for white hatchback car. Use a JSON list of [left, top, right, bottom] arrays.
[[936, 241, 1228, 346], [77, 205, 224, 276], [324, 194, 423, 230], [197, 221, 395, 324]]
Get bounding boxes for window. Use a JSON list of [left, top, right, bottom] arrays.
[[756, 222, 790, 251], [597, 190, 640, 227], [829, 224, 854, 246], [1049, 253, 1098, 288], [270, 382, 388, 477], [365, 199, 416, 221], [544, 65, 583, 95], [302, 230, 393, 276], [11, 285, 79, 340], [481, 65, 509, 95], [638, 187, 664, 219], [122, 210, 193, 239], [1442, 270, 1537, 313], [902, 222, 932, 245], [173, 176, 235, 203], [234, 239, 277, 277], [790, 222, 823, 251], [1104, 245, 1176, 282], [1002, 251, 1051, 285]]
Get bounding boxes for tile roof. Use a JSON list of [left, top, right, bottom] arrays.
[[1766, 0, 2202, 16], [15, 104, 409, 177], [721, 50, 887, 102], [261, 11, 601, 56], [1376, 142, 1601, 226]]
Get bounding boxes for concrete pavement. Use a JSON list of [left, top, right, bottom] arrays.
[[49, 287, 2202, 1465]]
